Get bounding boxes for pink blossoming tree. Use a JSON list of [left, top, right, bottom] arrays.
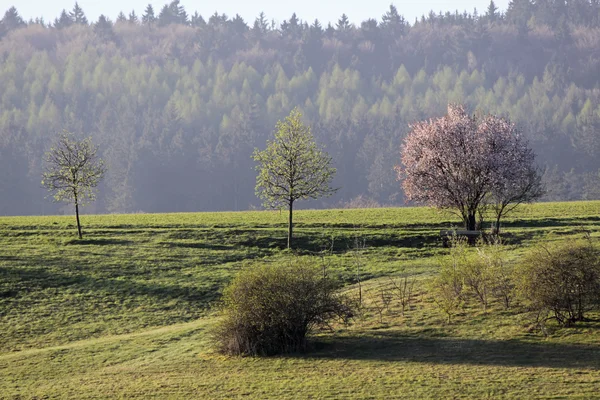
[[396, 104, 543, 233]]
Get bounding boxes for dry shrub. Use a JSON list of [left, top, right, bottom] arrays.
[[516, 239, 600, 327]]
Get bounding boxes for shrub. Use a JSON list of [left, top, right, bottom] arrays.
[[479, 239, 515, 310], [213, 259, 353, 356], [516, 239, 600, 327], [431, 235, 468, 322], [433, 236, 515, 317]]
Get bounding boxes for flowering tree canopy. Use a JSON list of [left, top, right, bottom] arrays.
[[396, 104, 543, 232]]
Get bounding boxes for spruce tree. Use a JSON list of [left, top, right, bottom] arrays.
[[54, 9, 74, 29], [128, 10, 139, 24], [69, 2, 88, 25], [142, 4, 156, 24], [486, 0, 499, 22], [2, 6, 26, 31]]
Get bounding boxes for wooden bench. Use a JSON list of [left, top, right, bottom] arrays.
[[440, 230, 482, 247]]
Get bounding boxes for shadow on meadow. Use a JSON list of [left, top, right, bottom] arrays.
[[64, 238, 134, 246], [499, 216, 600, 229], [305, 333, 600, 369], [235, 230, 441, 253], [0, 262, 223, 304]]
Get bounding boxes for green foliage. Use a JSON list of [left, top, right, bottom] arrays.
[[516, 238, 600, 327], [253, 108, 337, 247], [213, 259, 353, 356], [253, 108, 337, 209]]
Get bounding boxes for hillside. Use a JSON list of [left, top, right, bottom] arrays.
[[1, 202, 600, 398]]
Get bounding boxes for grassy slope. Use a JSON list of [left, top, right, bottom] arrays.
[[1, 202, 600, 398]]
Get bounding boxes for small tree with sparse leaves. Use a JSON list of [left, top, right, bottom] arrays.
[[253, 108, 337, 249], [42, 132, 106, 239]]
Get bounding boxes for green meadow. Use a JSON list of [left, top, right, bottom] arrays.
[[1, 202, 600, 398]]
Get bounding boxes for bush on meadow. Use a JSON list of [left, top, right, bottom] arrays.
[[213, 259, 354, 356]]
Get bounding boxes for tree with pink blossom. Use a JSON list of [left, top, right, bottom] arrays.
[[396, 104, 543, 233]]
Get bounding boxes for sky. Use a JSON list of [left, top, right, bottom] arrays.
[[2, 0, 510, 26]]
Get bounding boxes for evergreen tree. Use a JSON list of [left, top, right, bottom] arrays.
[[486, 0, 499, 22], [117, 12, 127, 23], [128, 10, 139, 24], [54, 9, 74, 29], [336, 13, 351, 33], [158, 0, 188, 25], [2, 6, 26, 31], [142, 4, 156, 24], [255, 12, 269, 33], [506, 0, 533, 27], [231, 14, 248, 35], [69, 2, 88, 25], [191, 12, 206, 27], [94, 14, 115, 41], [381, 4, 406, 36]]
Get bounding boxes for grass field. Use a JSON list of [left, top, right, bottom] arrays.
[[1, 202, 600, 398]]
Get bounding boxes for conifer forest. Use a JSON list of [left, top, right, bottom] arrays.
[[1, 0, 600, 215]]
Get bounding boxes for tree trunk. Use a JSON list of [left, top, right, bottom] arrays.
[[75, 201, 83, 239], [466, 212, 477, 231], [494, 213, 502, 235], [466, 212, 477, 245], [287, 200, 293, 249]]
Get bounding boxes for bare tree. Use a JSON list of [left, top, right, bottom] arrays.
[[42, 132, 106, 239], [389, 274, 415, 315]]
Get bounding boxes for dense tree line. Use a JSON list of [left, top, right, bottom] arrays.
[[1, 1, 600, 215]]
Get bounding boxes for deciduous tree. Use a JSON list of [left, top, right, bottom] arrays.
[[253, 108, 337, 248], [42, 132, 106, 239], [397, 104, 542, 232]]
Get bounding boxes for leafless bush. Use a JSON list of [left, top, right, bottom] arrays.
[[389, 275, 415, 315], [516, 238, 600, 328]]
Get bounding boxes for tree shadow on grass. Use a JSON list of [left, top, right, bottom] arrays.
[[0, 263, 223, 304], [163, 242, 234, 251], [64, 238, 134, 246], [302, 333, 600, 369], [500, 216, 600, 229], [236, 231, 441, 253]]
